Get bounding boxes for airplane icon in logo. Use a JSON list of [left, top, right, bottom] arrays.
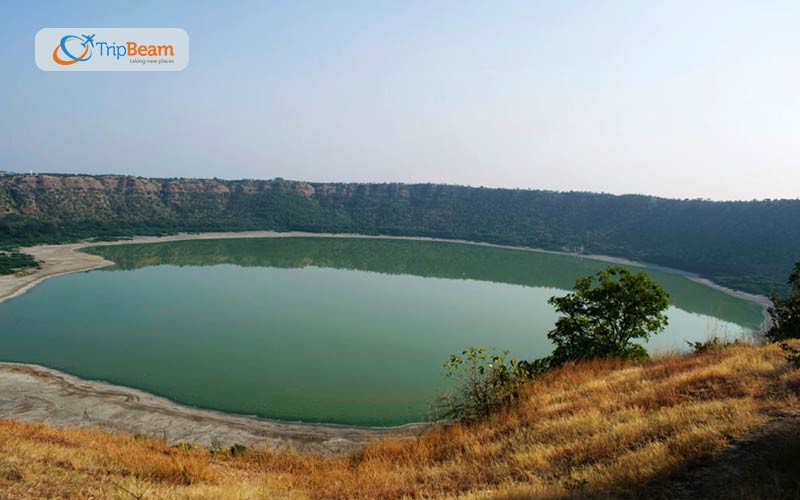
[[80, 34, 96, 48]]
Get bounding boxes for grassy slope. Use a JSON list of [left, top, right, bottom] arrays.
[[0, 343, 797, 500]]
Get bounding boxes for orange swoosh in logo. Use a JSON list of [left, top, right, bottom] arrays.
[[53, 43, 89, 65]]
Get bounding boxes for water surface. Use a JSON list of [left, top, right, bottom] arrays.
[[0, 238, 763, 425]]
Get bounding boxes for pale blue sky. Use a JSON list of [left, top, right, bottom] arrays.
[[1, 1, 798, 200]]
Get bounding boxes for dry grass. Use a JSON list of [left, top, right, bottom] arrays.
[[0, 343, 796, 499]]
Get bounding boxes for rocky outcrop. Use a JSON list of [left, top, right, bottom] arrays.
[[0, 175, 324, 218]]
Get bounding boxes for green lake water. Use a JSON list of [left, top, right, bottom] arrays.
[[0, 237, 764, 426]]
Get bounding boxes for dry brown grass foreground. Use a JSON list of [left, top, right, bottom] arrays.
[[0, 343, 797, 500]]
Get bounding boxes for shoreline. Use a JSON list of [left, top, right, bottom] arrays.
[[0, 361, 425, 453], [0, 230, 773, 447], [1, 230, 772, 311], [0, 242, 115, 304]]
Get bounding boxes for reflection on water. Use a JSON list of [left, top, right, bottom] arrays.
[[89, 237, 764, 330], [0, 237, 763, 426]]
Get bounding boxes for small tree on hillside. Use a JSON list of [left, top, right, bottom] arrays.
[[547, 267, 669, 364], [432, 347, 528, 422], [766, 261, 800, 365]]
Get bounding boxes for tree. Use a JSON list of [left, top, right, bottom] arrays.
[[765, 261, 800, 365], [766, 261, 800, 342], [547, 267, 669, 364]]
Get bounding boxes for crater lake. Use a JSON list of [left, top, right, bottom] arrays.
[[0, 237, 764, 426]]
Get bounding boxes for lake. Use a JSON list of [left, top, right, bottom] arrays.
[[0, 237, 764, 426]]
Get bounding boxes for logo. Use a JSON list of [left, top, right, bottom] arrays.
[[36, 28, 189, 72], [52, 34, 95, 65]]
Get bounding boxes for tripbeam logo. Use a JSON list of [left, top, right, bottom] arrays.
[[52, 34, 95, 65], [36, 28, 189, 71]]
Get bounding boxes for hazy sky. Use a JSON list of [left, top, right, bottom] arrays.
[[1, 1, 798, 200]]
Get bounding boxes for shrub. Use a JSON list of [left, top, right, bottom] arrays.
[[432, 347, 533, 422], [230, 444, 247, 456], [765, 261, 800, 365], [766, 261, 800, 343], [687, 336, 741, 354]]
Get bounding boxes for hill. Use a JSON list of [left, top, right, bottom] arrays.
[[1, 173, 799, 294], [0, 343, 797, 499]]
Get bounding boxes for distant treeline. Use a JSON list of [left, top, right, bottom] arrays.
[[1, 174, 798, 295]]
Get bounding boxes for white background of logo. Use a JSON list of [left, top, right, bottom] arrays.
[[35, 28, 189, 71]]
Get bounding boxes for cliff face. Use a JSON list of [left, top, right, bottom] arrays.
[[0, 175, 315, 219], [1, 173, 799, 295]]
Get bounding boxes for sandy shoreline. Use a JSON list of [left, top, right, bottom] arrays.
[[0, 230, 772, 448], [0, 362, 423, 453], [0, 243, 114, 304]]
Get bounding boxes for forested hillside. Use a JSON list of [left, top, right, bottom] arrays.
[[1, 173, 798, 295]]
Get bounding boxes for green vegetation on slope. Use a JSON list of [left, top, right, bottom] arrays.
[[2, 173, 798, 294], [0, 251, 39, 275], [766, 261, 800, 366]]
